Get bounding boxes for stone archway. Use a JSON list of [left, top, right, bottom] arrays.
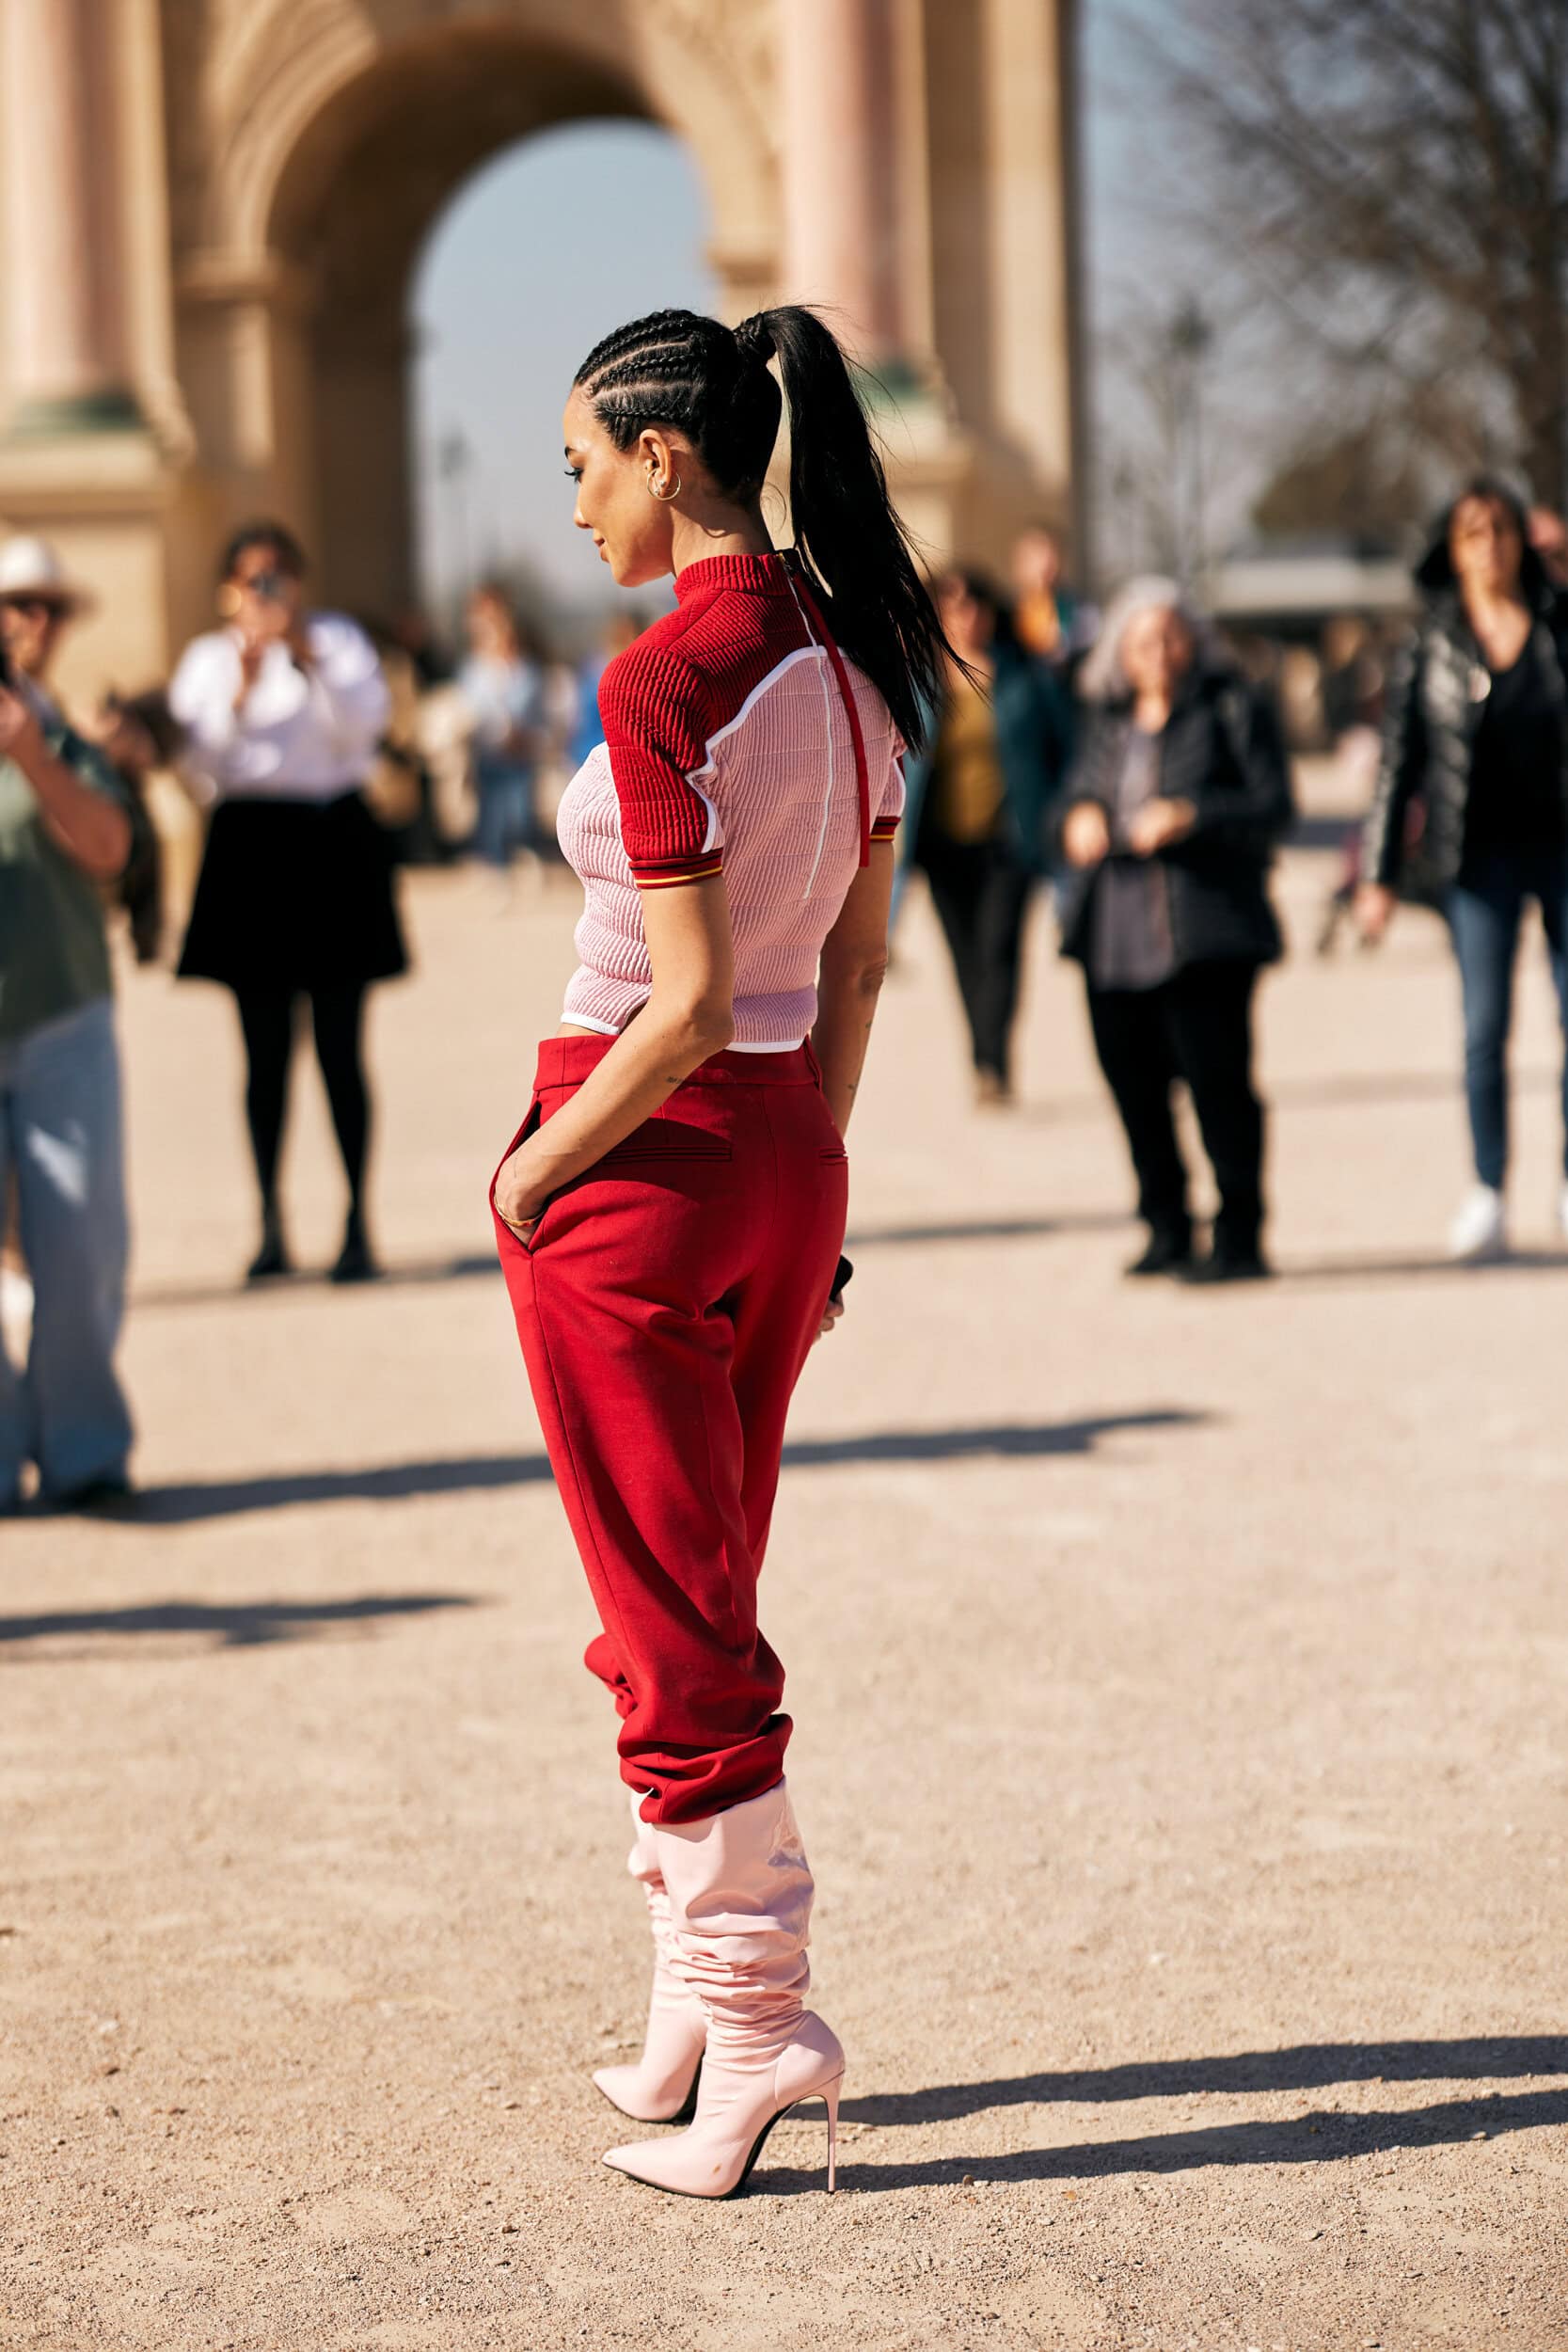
[[177, 4, 781, 627], [0, 0, 1084, 696]]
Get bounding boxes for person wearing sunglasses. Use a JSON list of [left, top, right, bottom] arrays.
[[0, 535, 141, 1513]]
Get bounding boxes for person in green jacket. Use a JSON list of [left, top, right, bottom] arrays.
[[0, 536, 141, 1510]]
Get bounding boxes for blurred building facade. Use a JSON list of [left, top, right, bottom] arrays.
[[0, 0, 1085, 696]]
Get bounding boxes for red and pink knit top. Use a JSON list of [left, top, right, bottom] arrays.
[[557, 551, 904, 1048]]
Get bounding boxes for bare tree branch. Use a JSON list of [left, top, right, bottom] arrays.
[[1138, 0, 1568, 507]]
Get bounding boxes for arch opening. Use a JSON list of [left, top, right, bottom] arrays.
[[261, 24, 699, 620]]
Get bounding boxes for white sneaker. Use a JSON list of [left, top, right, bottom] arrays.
[[1448, 1184, 1507, 1262]]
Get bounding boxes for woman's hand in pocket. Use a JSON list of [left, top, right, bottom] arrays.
[[494, 1140, 553, 1243]]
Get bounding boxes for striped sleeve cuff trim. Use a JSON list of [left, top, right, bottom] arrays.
[[869, 816, 901, 841], [631, 851, 726, 890]]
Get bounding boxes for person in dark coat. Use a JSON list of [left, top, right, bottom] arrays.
[[1055, 576, 1293, 1281], [1359, 476, 1568, 1261], [900, 569, 1071, 1104]]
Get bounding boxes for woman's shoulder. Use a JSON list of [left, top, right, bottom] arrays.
[[168, 628, 238, 711], [599, 613, 712, 742]]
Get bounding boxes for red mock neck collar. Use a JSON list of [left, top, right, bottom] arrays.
[[673, 550, 792, 603]]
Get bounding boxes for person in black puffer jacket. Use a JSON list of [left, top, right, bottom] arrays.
[[1359, 476, 1568, 1262], [1053, 577, 1293, 1281]]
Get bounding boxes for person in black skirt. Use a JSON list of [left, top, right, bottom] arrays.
[[1054, 577, 1293, 1282], [169, 522, 404, 1282]]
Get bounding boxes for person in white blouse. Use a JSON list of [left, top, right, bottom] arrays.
[[169, 522, 404, 1284]]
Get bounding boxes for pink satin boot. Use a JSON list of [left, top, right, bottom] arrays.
[[592, 1788, 707, 2124], [601, 1779, 844, 2198]]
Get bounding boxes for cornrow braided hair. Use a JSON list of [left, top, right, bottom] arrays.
[[574, 308, 781, 500], [572, 304, 956, 751]]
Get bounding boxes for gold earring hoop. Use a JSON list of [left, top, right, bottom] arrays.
[[647, 469, 683, 502]]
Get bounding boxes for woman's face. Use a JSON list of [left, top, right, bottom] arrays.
[[562, 389, 680, 588], [1012, 529, 1062, 599], [0, 594, 70, 680], [1450, 495, 1523, 598], [467, 593, 515, 656], [1120, 603, 1194, 698], [937, 579, 995, 659], [226, 542, 304, 638]]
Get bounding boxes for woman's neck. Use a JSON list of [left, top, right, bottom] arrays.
[[1464, 580, 1528, 629], [670, 504, 775, 578], [1133, 690, 1172, 732]]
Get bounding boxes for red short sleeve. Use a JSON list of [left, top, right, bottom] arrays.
[[598, 639, 724, 888]]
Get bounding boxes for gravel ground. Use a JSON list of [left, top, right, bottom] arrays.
[[3, 787, 1566, 2350]]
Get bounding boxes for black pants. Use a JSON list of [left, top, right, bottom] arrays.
[[234, 984, 370, 1224], [920, 834, 1035, 1081], [1086, 962, 1264, 1250]]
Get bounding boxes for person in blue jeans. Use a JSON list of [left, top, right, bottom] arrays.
[[459, 585, 546, 882], [0, 537, 142, 1510], [1360, 477, 1568, 1261]]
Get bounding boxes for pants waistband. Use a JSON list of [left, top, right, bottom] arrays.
[[532, 1036, 820, 1092]]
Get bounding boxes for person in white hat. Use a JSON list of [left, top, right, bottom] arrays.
[[0, 534, 140, 1511], [0, 538, 93, 712]]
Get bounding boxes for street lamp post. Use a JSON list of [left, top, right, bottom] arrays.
[[437, 426, 474, 624]]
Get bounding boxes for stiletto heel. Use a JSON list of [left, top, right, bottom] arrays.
[[822, 2074, 842, 2193]]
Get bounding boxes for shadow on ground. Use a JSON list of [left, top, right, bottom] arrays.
[[752, 2041, 1568, 2195], [127, 1211, 1133, 1310], [1277, 1248, 1568, 1286], [841, 2037, 1568, 2126], [49, 1410, 1205, 1525], [0, 1592, 478, 1651], [764, 2084, 1568, 2194]]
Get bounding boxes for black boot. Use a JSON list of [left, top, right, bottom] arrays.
[[1125, 1221, 1193, 1279], [245, 1206, 292, 1283], [330, 1208, 380, 1285], [1183, 1226, 1271, 1284]]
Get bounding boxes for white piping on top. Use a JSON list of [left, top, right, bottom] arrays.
[[781, 569, 838, 904], [685, 645, 824, 774], [689, 774, 721, 854]]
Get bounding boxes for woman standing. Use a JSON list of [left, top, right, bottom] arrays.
[[491, 306, 947, 2199], [902, 570, 1069, 1104], [170, 523, 402, 1284], [1056, 579, 1292, 1280], [1360, 478, 1568, 1260], [459, 585, 546, 887]]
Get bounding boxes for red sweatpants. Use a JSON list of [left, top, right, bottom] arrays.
[[493, 1037, 848, 1825]]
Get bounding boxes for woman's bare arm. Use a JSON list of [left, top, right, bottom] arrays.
[[492, 874, 735, 1232], [810, 844, 895, 1135]]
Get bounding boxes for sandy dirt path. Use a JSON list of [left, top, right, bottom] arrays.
[[3, 800, 1566, 2350]]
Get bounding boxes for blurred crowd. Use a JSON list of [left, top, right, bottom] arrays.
[[4, 472, 1568, 1510]]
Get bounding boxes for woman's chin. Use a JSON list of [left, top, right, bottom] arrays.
[[607, 554, 663, 589]]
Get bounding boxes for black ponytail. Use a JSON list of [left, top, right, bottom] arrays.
[[574, 304, 951, 750]]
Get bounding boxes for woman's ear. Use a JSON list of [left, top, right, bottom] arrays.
[[638, 427, 673, 489]]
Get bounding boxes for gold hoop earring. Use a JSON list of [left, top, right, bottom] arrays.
[[647, 470, 683, 502]]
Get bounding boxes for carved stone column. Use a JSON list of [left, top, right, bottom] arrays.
[[0, 0, 140, 431], [778, 0, 901, 358]]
